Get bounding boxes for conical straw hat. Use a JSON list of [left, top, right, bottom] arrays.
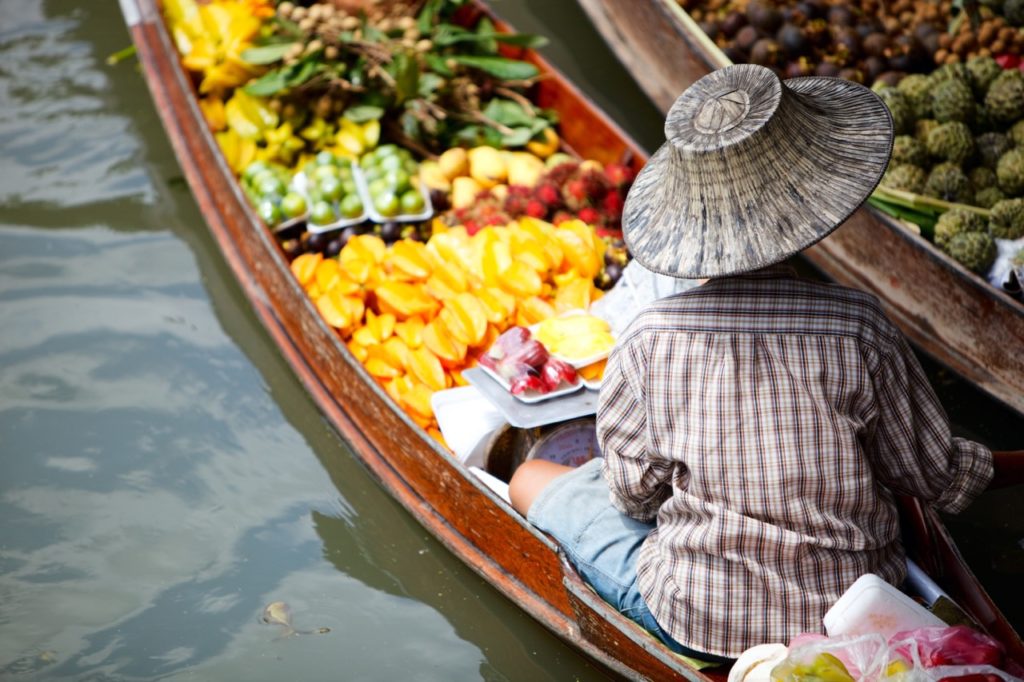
[[622, 64, 893, 279]]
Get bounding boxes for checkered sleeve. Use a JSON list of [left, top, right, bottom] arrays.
[[598, 332, 673, 523], [868, 333, 993, 514]]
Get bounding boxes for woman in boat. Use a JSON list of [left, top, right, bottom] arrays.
[[508, 63, 994, 663]]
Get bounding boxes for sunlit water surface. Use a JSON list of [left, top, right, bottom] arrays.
[[0, 1, 1021, 681]]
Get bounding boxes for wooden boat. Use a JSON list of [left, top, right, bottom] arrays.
[[577, 0, 1024, 418], [120, 0, 1024, 678]]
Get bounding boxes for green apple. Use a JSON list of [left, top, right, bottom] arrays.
[[310, 199, 336, 225], [339, 193, 364, 219], [399, 189, 425, 214], [281, 191, 308, 219], [373, 191, 399, 217]]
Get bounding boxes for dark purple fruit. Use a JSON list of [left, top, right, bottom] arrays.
[[604, 261, 624, 284], [720, 11, 746, 38], [281, 238, 304, 260], [699, 20, 720, 41], [834, 31, 862, 64], [380, 221, 403, 242], [428, 188, 450, 212], [838, 67, 865, 84], [747, 0, 782, 33], [785, 59, 814, 78], [723, 46, 745, 63], [306, 231, 329, 253], [736, 25, 761, 52], [827, 5, 854, 27], [875, 71, 905, 87], [804, 19, 830, 48], [864, 56, 888, 80], [339, 225, 359, 247], [815, 61, 841, 77], [750, 38, 782, 67], [777, 24, 808, 58], [862, 32, 889, 58], [325, 237, 343, 257]]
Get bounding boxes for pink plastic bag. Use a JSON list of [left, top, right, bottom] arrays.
[[889, 626, 1005, 669]]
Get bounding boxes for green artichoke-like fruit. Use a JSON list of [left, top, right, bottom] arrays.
[[969, 166, 998, 190], [934, 207, 988, 249], [1010, 120, 1024, 148], [985, 71, 1024, 125], [924, 162, 974, 203], [926, 122, 975, 164], [881, 163, 928, 194], [945, 231, 997, 274], [975, 132, 1013, 169], [975, 186, 1007, 209], [931, 78, 975, 124], [966, 55, 1003, 97], [897, 74, 933, 120], [997, 148, 1024, 195], [915, 119, 940, 145], [929, 62, 971, 87], [892, 135, 928, 166], [876, 87, 914, 135], [989, 198, 1024, 239]]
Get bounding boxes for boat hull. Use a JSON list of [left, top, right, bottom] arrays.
[[121, 0, 1024, 677], [577, 0, 1024, 417]]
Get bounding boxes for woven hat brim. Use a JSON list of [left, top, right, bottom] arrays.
[[622, 76, 894, 279]]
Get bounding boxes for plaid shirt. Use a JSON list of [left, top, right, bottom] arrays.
[[597, 266, 992, 658]]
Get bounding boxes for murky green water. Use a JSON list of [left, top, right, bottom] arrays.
[[0, 1, 1020, 681]]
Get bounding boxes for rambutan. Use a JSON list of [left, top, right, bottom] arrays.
[[525, 199, 547, 218], [577, 207, 601, 224], [552, 210, 574, 225], [536, 182, 562, 208], [603, 163, 635, 189], [545, 162, 580, 187], [602, 191, 625, 216], [563, 178, 590, 210]]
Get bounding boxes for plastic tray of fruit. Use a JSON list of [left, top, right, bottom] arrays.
[[356, 144, 433, 223], [292, 152, 369, 234], [476, 364, 583, 404], [530, 310, 617, 369], [240, 160, 310, 234], [463, 368, 597, 429], [476, 326, 583, 404]]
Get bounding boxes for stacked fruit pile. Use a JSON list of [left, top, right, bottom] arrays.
[[872, 60, 1024, 273], [684, 0, 1023, 84], [288, 217, 610, 437]]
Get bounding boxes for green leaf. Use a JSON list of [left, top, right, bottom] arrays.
[[417, 0, 444, 35], [433, 27, 548, 50], [389, 51, 420, 105], [244, 68, 290, 96], [343, 105, 384, 123], [449, 55, 539, 80], [240, 43, 294, 65], [482, 98, 534, 127], [475, 17, 498, 55], [286, 59, 320, 87], [494, 33, 548, 48], [425, 54, 453, 77], [500, 126, 533, 147], [418, 73, 445, 97]]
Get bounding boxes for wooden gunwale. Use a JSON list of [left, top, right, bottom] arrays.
[[577, 0, 1024, 417], [122, 0, 1023, 677]]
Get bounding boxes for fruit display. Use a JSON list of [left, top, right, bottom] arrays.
[[240, 159, 302, 229], [288, 216, 611, 434], [359, 145, 432, 221], [298, 152, 366, 230], [478, 326, 580, 396], [870, 62, 1024, 276], [682, 0, 1023, 84]]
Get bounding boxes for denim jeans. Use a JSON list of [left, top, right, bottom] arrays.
[[527, 458, 731, 665]]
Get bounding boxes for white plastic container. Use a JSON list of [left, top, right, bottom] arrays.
[[823, 573, 945, 639]]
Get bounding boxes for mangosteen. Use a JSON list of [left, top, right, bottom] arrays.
[[864, 55, 888, 81], [862, 32, 889, 58], [306, 231, 329, 253], [699, 20, 720, 41], [874, 71, 904, 87], [815, 61, 842, 77], [735, 25, 761, 53], [833, 29, 862, 63], [325, 237, 343, 258], [838, 67, 865, 84], [428, 188, 450, 212], [827, 5, 854, 27], [747, 0, 782, 33], [380, 221, 403, 242], [338, 225, 359, 247], [719, 11, 746, 39], [777, 23, 809, 58], [723, 46, 746, 63], [281, 238, 305, 260], [749, 38, 782, 67], [803, 18, 830, 48], [604, 262, 624, 285], [785, 59, 814, 78]]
